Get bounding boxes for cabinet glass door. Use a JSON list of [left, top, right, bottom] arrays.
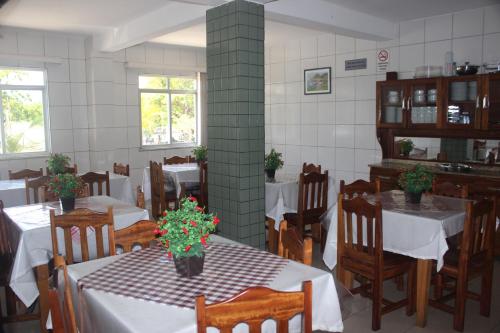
[[445, 78, 480, 127], [408, 82, 437, 126], [484, 75, 500, 129], [380, 85, 404, 125]]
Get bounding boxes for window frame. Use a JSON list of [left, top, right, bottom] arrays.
[[139, 74, 199, 150], [0, 66, 51, 159]]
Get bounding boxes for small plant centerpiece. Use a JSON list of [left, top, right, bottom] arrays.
[[264, 148, 284, 182], [48, 173, 85, 211], [398, 139, 414, 157], [155, 196, 219, 277], [47, 153, 71, 175], [192, 145, 208, 164], [398, 164, 434, 204]]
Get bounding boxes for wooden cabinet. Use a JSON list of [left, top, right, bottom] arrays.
[[442, 76, 482, 129], [480, 73, 500, 130]]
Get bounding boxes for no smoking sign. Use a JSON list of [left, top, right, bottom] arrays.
[[377, 49, 390, 72]]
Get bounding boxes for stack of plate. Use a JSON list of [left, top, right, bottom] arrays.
[[450, 82, 467, 101], [387, 91, 400, 104], [468, 81, 477, 101], [428, 89, 437, 103]]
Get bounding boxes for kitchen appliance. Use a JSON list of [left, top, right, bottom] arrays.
[[455, 62, 479, 75]]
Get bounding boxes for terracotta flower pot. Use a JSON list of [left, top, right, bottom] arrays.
[[60, 197, 75, 212], [173, 253, 205, 278]]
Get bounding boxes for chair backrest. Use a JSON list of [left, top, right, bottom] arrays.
[[113, 162, 130, 176], [39, 184, 90, 203], [340, 179, 380, 198], [432, 180, 468, 198], [337, 194, 383, 275], [46, 164, 78, 176], [302, 163, 321, 174], [49, 255, 77, 333], [164, 156, 190, 165], [297, 171, 329, 219], [136, 186, 145, 209], [115, 220, 157, 253], [199, 161, 208, 207], [50, 207, 116, 264], [0, 200, 12, 256], [196, 281, 312, 333], [467, 183, 500, 220], [278, 221, 312, 265], [8, 168, 43, 180], [80, 171, 110, 196], [25, 175, 50, 204], [460, 199, 496, 264], [150, 161, 166, 219]]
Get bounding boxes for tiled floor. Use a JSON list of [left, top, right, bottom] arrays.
[[2, 245, 500, 333]]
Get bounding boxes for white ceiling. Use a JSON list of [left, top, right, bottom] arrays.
[[323, 0, 500, 22], [152, 20, 323, 47]]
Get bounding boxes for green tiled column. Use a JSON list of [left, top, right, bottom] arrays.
[[206, 0, 265, 248]]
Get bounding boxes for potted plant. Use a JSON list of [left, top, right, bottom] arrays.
[[398, 164, 434, 204], [47, 153, 71, 175], [155, 196, 219, 278], [264, 148, 284, 182], [48, 173, 84, 211], [192, 145, 208, 164], [398, 139, 414, 157]]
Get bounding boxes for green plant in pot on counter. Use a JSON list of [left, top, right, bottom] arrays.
[[398, 164, 434, 204], [264, 148, 284, 182], [192, 145, 208, 163], [48, 173, 84, 211], [47, 153, 71, 175], [398, 139, 414, 157]]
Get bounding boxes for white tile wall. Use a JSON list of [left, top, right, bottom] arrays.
[[266, 5, 500, 188]]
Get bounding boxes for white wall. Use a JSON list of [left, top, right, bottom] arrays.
[[264, 4, 500, 187]]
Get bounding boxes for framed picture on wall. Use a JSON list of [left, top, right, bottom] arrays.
[[304, 67, 331, 95]]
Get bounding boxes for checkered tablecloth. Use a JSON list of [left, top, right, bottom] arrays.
[[77, 243, 289, 309]]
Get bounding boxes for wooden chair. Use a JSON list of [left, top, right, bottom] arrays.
[[50, 207, 116, 264], [39, 184, 90, 203], [302, 162, 321, 174], [164, 155, 191, 165], [432, 180, 468, 198], [430, 199, 496, 332], [49, 255, 77, 333], [46, 164, 78, 176], [25, 176, 50, 204], [340, 179, 380, 198], [150, 161, 177, 218], [278, 221, 312, 265], [196, 280, 312, 333], [8, 168, 43, 180], [199, 161, 208, 208], [115, 220, 157, 253], [337, 195, 416, 331], [80, 171, 110, 196], [113, 163, 129, 176], [284, 171, 328, 250], [136, 186, 145, 209]]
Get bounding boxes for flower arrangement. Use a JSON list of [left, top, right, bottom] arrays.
[[398, 139, 414, 157], [155, 196, 219, 259], [47, 153, 71, 175], [264, 148, 284, 171], [192, 145, 208, 162], [48, 173, 84, 199], [398, 164, 434, 193]]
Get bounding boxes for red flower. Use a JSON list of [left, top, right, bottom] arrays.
[[200, 236, 207, 247], [182, 227, 189, 235], [185, 245, 191, 252], [162, 211, 167, 217], [153, 228, 161, 235], [182, 219, 187, 224], [213, 216, 220, 225], [190, 220, 197, 227], [164, 240, 169, 248], [188, 196, 197, 202], [160, 229, 168, 236], [195, 206, 204, 212], [167, 251, 172, 258]]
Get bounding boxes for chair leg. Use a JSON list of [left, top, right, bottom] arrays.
[[453, 273, 467, 332], [407, 264, 416, 316], [479, 264, 493, 317], [5, 287, 18, 316], [434, 273, 444, 300], [372, 278, 382, 331], [320, 225, 327, 253]]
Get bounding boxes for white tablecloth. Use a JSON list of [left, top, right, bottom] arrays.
[[323, 191, 469, 272], [66, 235, 344, 333], [0, 173, 134, 207], [265, 175, 337, 231], [5, 196, 150, 307], [142, 163, 200, 200]]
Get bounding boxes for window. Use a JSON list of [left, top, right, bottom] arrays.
[[0, 68, 49, 156], [139, 75, 198, 147]]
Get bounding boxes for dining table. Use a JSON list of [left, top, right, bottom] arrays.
[[4, 195, 150, 333], [142, 163, 200, 200], [0, 172, 135, 207], [323, 190, 471, 327], [65, 235, 344, 333]]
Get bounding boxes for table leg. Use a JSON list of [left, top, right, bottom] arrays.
[[35, 264, 49, 333], [267, 218, 278, 254], [416, 259, 432, 327]]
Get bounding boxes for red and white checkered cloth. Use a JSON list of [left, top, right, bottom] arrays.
[[78, 243, 289, 309]]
